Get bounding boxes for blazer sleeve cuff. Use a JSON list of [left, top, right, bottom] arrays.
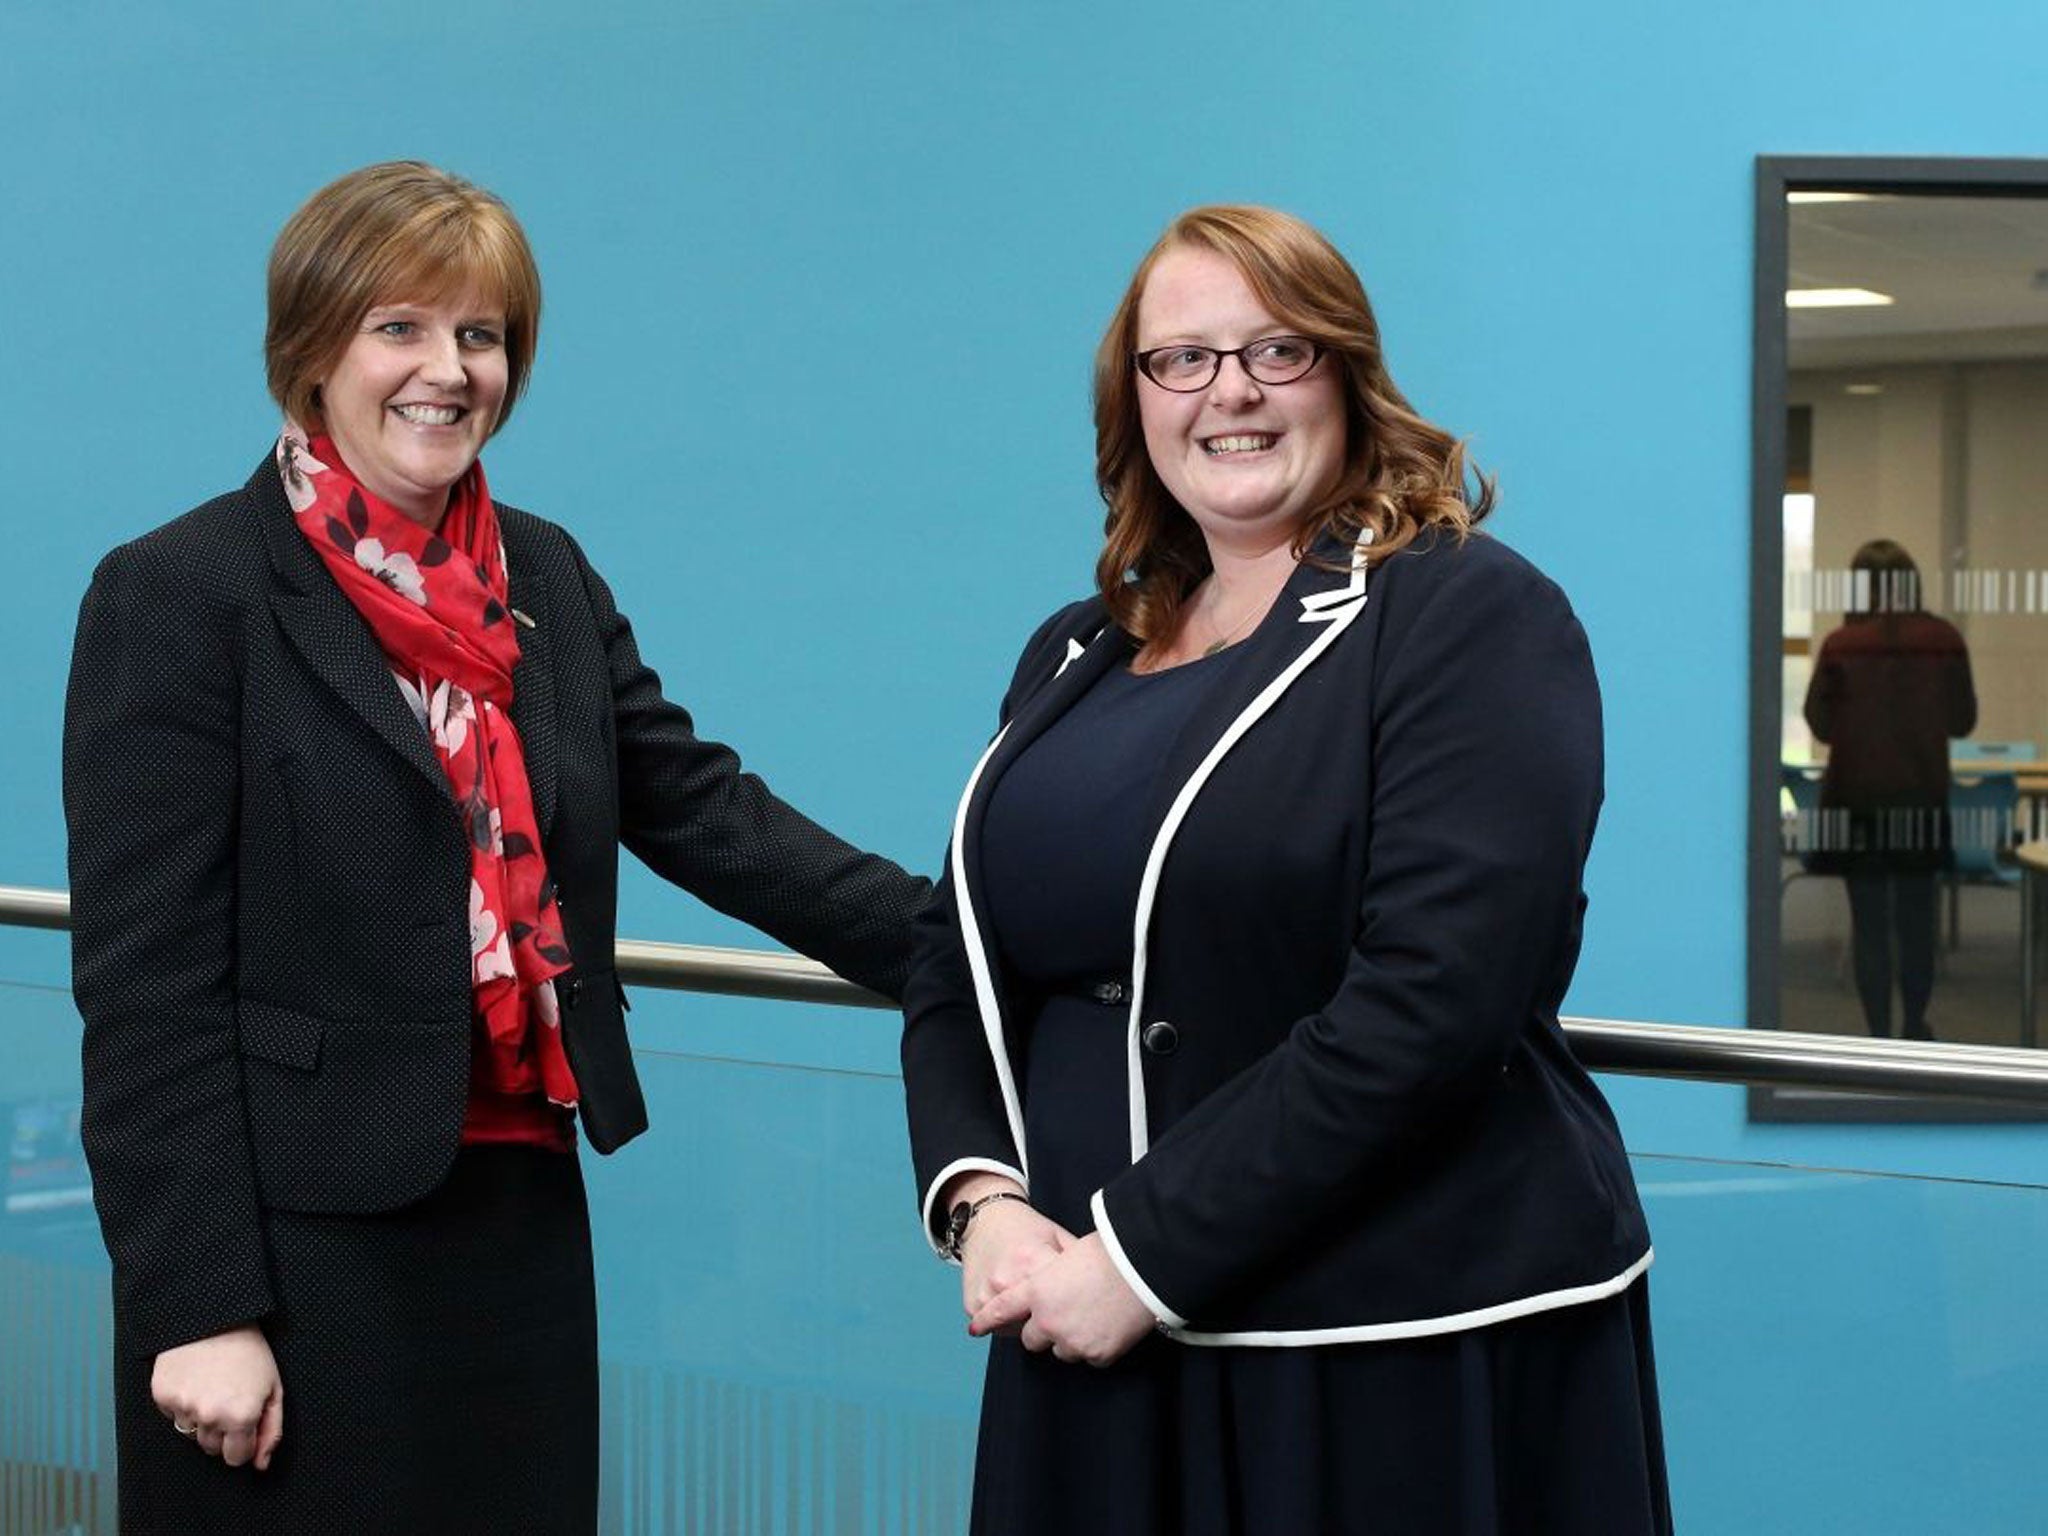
[[1090, 1189, 1188, 1331], [921, 1157, 1028, 1264]]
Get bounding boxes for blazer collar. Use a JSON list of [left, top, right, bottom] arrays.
[[959, 530, 1372, 898], [256, 453, 447, 794], [1136, 529, 1371, 820], [992, 530, 1369, 774], [253, 453, 559, 834], [979, 611, 1130, 795]]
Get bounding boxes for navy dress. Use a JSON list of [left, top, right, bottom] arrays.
[[975, 653, 1670, 1536]]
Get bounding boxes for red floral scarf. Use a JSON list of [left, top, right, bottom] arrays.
[[277, 424, 579, 1112]]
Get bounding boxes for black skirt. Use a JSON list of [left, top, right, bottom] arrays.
[[113, 1145, 598, 1536], [979, 992, 1671, 1536], [974, 657, 1671, 1535], [972, 1278, 1671, 1536]]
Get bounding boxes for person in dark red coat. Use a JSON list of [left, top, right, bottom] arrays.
[[1804, 538, 1976, 1039]]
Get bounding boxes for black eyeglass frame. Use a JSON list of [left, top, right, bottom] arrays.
[[1131, 335, 1327, 393]]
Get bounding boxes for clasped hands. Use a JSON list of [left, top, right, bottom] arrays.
[[152, 1324, 285, 1470], [953, 1180, 1156, 1368]]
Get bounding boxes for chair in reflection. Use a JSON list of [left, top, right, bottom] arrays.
[[1954, 741, 2045, 844], [1953, 739, 2037, 765], [1780, 764, 1829, 893], [1946, 770, 2022, 948], [1780, 764, 1849, 987]]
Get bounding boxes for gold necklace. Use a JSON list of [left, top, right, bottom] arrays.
[[1133, 580, 1279, 674], [1197, 586, 1271, 656]]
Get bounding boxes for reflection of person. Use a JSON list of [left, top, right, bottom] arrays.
[[1804, 538, 1976, 1040], [64, 161, 929, 1532], [901, 206, 1668, 1533]]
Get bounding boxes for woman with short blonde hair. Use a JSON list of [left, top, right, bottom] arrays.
[[68, 160, 927, 1532]]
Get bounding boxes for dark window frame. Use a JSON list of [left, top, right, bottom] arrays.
[[1749, 155, 2048, 1122]]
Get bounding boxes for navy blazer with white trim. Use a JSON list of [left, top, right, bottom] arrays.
[[901, 527, 1652, 1346]]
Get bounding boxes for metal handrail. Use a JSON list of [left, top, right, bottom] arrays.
[[1, 884, 68, 931], [9, 882, 2048, 1104]]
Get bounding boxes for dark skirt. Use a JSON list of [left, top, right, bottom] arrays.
[[972, 1278, 1671, 1536], [981, 994, 1671, 1536], [113, 1145, 598, 1536]]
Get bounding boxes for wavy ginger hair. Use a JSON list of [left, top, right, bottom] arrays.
[[1093, 205, 1492, 642]]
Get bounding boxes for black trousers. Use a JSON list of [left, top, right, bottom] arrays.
[[1844, 871, 1938, 1038], [114, 1146, 598, 1535]]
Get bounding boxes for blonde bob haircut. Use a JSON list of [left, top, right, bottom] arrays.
[[266, 161, 542, 436], [1093, 205, 1493, 643]]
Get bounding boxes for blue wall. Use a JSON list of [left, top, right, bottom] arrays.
[[5, 0, 2047, 1526], [8, 0, 2046, 1164]]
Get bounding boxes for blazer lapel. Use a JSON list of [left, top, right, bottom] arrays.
[[955, 614, 1127, 926], [943, 610, 1127, 1170], [253, 456, 447, 793], [957, 536, 1372, 939], [504, 524, 559, 836], [1138, 530, 1373, 830], [1116, 531, 1373, 1159], [975, 623, 1126, 808]]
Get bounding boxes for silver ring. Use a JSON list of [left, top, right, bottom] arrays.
[[174, 1420, 197, 1436]]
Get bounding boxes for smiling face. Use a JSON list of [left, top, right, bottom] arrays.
[[316, 291, 509, 528], [1135, 244, 1347, 557]]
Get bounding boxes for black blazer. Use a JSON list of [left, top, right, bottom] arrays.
[[902, 528, 1651, 1344], [66, 455, 929, 1359]]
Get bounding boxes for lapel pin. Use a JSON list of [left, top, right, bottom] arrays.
[[511, 608, 536, 630]]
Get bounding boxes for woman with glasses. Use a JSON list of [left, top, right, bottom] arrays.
[[901, 205, 1670, 1533], [65, 161, 928, 1533]]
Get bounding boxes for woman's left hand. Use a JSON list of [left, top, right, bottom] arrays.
[[967, 1232, 1155, 1367]]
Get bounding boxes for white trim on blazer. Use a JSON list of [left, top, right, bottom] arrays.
[[915, 624, 1109, 1249], [918, 531, 1651, 1347], [1091, 1187, 1653, 1347], [1119, 537, 1373, 1161], [949, 723, 1027, 1176]]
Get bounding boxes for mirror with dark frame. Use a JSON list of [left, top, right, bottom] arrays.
[[1751, 157, 2048, 1122]]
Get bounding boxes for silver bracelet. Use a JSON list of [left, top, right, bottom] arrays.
[[942, 1189, 1031, 1261]]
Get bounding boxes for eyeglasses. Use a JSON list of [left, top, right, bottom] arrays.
[[1132, 335, 1325, 393]]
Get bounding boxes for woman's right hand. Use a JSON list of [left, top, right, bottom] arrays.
[[948, 1176, 1075, 1321], [151, 1325, 285, 1470]]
